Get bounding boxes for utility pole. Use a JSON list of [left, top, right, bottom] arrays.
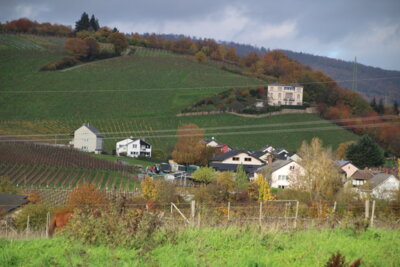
[[352, 57, 358, 92]]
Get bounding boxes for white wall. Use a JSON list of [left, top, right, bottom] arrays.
[[342, 163, 359, 178], [221, 153, 263, 165], [270, 162, 304, 189], [73, 126, 101, 153], [372, 176, 400, 199]]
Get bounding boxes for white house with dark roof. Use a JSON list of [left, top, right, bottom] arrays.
[[72, 123, 104, 154], [209, 150, 265, 178], [116, 138, 152, 158]]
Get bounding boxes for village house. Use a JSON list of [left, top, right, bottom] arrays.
[[268, 160, 305, 189], [71, 123, 104, 154], [209, 150, 265, 178], [116, 138, 152, 158], [336, 160, 359, 178], [348, 169, 375, 187], [359, 173, 400, 200], [267, 83, 303, 106], [204, 137, 232, 153]]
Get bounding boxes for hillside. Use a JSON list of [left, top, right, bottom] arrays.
[[0, 34, 360, 155], [282, 50, 400, 104]]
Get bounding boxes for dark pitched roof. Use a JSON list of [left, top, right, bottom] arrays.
[[351, 170, 374, 180], [0, 194, 28, 214], [275, 148, 288, 154], [270, 160, 293, 172], [252, 151, 268, 158], [211, 149, 251, 161], [369, 173, 395, 188], [209, 162, 264, 174], [336, 160, 351, 167], [205, 137, 218, 144], [82, 123, 104, 138]]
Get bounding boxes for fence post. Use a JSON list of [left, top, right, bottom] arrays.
[[45, 212, 50, 238], [294, 200, 299, 228], [26, 216, 30, 238], [227, 202, 231, 221], [370, 200, 376, 227], [259, 202, 263, 227], [365, 200, 370, 219], [333, 201, 337, 213], [191, 200, 196, 226]]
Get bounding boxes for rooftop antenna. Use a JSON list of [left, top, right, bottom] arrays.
[[352, 57, 358, 92]]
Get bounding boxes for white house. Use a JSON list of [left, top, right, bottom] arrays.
[[72, 123, 104, 154], [269, 160, 305, 189], [205, 137, 219, 147], [209, 150, 265, 178], [116, 138, 152, 158], [267, 83, 303, 106], [364, 173, 400, 200]]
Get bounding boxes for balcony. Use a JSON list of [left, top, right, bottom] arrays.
[[283, 98, 295, 102]]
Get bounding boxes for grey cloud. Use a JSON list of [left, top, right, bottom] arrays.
[[0, 0, 399, 70]]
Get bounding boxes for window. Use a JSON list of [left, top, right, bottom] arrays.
[[232, 157, 239, 161], [289, 165, 295, 170], [297, 94, 300, 99], [278, 185, 285, 189], [278, 93, 281, 98], [133, 144, 137, 148], [244, 157, 252, 162], [278, 175, 287, 181]]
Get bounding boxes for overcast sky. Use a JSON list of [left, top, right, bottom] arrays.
[[1, 0, 399, 70]]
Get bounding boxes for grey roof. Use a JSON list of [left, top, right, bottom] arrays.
[[211, 149, 253, 161], [270, 160, 293, 172], [205, 137, 218, 144], [82, 123, 104, 138], [209, 162, 264, 174], [369, 173, 395, 188], [252, 151, 268, 158], [336, 160, 350, 167], [0, 194, 28, 213]]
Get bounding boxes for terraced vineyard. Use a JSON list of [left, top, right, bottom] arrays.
[[0, 34, 359, 155], [0, 141, 140, 190]]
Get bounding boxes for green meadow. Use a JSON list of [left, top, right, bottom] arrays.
[[1, 227, 398, 266]]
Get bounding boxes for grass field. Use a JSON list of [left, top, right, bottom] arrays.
[[1, 227, 399, 266], [0, 34, 359, 154]]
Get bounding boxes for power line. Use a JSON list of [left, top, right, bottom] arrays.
[[1, 76, 400, 94], [0, 114, 397, 138], [1, 121, 398, 143]]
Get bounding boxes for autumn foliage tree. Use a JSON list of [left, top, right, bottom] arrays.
[[109, 32, 128, 54], [141, 175, 158, 201], [172, 124, 210, 165], [67, 183, 106, 210], [291, 138, 342, 201], [64, 38, 89, 59], [336, 141, 355, 160]]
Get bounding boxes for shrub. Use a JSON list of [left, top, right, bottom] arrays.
[[67, 183, 106, 211], [64, 206, 162, 248], [141, 176, 158, 201], [14, 203, 49, 231], [40, 56, 79, 71], [192, 167, 218, 184], [0, 176, 19, 194]]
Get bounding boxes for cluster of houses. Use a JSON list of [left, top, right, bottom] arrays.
[[69, 123, 399, 199], [206, 138, 400, 200]]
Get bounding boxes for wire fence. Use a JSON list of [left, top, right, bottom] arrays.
[[2, 199, 400, 239]]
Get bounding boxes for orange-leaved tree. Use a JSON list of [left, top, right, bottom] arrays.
[[67, 183, 106, 211], [172, 124, 209, 165], [64, 38, 89, 59]]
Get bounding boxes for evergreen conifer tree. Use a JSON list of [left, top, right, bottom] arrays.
[[346, 135, 384, 168]]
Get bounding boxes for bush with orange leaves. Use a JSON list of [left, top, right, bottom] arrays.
[[67, 183, 106, 211]]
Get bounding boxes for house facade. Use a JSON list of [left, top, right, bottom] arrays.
[[269, 160, 305, 189], [267, 83, 303, 106], [116, 138, 152, 158], [367, 173, 400, 200], [337, 160, 359, 178], [209, 150, 265, 178], [72, 123, 104, 154]]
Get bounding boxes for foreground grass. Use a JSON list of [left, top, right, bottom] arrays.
[[1, 227, 399, 266]]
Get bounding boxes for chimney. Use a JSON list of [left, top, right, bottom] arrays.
[[267, 156, 273, 165]]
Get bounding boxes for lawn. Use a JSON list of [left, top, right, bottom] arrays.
[[1, 227, 398, 266], [91, 154, 157, 167]]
